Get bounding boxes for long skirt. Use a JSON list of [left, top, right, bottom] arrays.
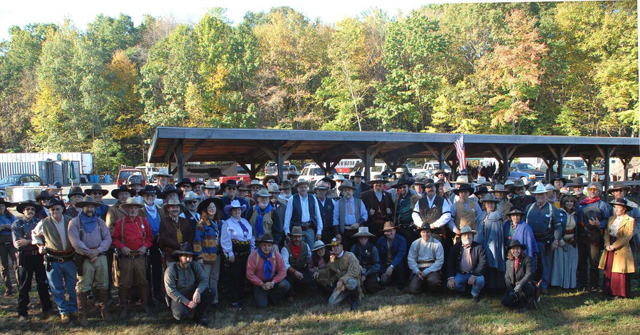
[[484, 267, 505, 290], [602, 249, 631, 298], [551, 242, 578, 289]]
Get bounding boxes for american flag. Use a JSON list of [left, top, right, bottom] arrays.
[[454, 134, 467, 171]]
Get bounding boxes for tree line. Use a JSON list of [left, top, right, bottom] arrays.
[[0, 1, 637, 175]]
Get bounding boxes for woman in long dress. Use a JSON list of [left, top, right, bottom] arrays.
[[598, 199, 635, 299], [551, 195, 578, 289], [476, 193, 505, 290]]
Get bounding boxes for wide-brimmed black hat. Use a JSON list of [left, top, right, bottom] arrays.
[[607, 181, 631, 194], [0, 197, 16, 207], [391, 174, 414, 188], [479, 193, 501, 204], [45, 199, 66, 214], [67, 186, 85, 198], [506, 208, 525, 216], [36, 190, 54, 202], [111, 185, 136, 198], [138, 185, 158, 196], [221, 179, 238, 190], [159, 185, 182, 199], [609, 199, 633, 212], [171, 242, 199, 259], [85, 184, 109, 196], [475, 186, 489, 196], [17, 200, 43, 214], [279, 180, 293, 190], [263, 175, 280, 187], [197, 197, 224, 215], [320, 176, 336, 189], [507, 239, 527, 251], [350, 171, 364, 179], [452, 183, 475, 195], [567, 177, 587, 187], [552, 177, 568, 186], [176, 178, 194, 188]]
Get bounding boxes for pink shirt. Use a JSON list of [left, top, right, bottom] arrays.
[[246, 250, 287, 286]]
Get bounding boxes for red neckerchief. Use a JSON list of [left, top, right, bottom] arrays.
[[290, 242, 302, 259], [514, 257, 519, 273], [580, 197, 600, 205]]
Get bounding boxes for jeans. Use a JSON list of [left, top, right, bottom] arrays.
[[47, 261, 78, 315], [451, 273, 485, 298], [170, 288, 214, 321], [253, 280, 290, 308], [302, 228, 315, 251]]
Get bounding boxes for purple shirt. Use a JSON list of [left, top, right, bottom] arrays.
[[68, 216, 112, 256]]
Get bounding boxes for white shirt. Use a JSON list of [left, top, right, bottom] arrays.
[[32, 216, 67, 250], [283, 193, 323, 235], [221, 217, 255, 257], [610, 215, 624, 237], [412, 194, 452, 229], [407, 237, 444, 276]]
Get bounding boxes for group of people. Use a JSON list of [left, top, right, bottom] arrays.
[[0, 168, 637, 326]]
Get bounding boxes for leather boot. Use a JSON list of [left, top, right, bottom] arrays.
[[139, 284, 151, 314], [76, 290, 89, 327], [119, 288, 129, 319], [99, 290, 112, 321]]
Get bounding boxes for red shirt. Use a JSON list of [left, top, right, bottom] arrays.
[[112, 216, 152, 251], [246, 250, 287, 286]]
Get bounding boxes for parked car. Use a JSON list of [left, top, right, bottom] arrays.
[[264, 163, 299, 177], [412, 161, 452, 177], [0, 174, 45, 197], [509, 163, 545, 182], [561, 159, 605, 181], [116, 168, 147, 187], [299, 164, 338, 183], [218, 165, 251, 185]]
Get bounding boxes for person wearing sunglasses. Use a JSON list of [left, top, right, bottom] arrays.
[[179, 192, 201, 232]]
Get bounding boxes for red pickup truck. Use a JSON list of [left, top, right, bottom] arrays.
[[218, 166, 251, 184]]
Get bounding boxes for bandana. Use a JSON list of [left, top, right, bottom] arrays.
[[580, 197, 600, 206], [254, 204, 272, 238], [257, 248, 273, 280], [79, 212, 97, 234]]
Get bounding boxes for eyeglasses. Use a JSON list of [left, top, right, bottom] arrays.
[[90, 192, 103, 197], [587, 188, 599, 191], [50, 207, 63, 212], [24, 207, 36, 212], [185, 201, 197, 205], [226, 187, 237, 191]]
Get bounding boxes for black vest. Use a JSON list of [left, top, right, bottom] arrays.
[[419, 195, 445, 225], [353, 242, 375, 268], [291, 194, 317, 227], [317, 198, 334, 228]]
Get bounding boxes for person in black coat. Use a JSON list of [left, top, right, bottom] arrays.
[[502, 239, 537, 313], [446, 226, 487, 302]]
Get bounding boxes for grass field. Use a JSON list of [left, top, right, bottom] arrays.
[[0, 270, 639, 335]]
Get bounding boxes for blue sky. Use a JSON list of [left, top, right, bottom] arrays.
[[0, 0, 466, 41]]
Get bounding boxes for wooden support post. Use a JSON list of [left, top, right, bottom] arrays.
[[277, 146, 284, 182], [603, 147, 611, 201], [620, 157, 631, 181], [176, 140, 184, 181], [364, 146, 372, 181]]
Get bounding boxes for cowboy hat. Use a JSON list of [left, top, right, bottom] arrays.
[[395, 167, 408, 174], [67, 186, 85, 198], [332, 174, 345, 182], [262, 175, 280, 187], [475, 186, 489, 196], [433, 169, 446, 176], [458, 225, 475, 235], [366, 174, 389, 185], [279, 180, 292, 190], [120, 197, 144, 208], [329, 237, 342, 247], [414, 177, 426, 186], [237, 180, 249, 191], [159, 185, 182, 199], [312, 240, 328, 251], [290, 226, 305, 236], [84, 184, 109, 196], [176, 178, 194, 188], [609, 199, 633, 212], [507, 239, 527, 251], [204, 179, 220, 190], [479, 193, 501, 204], [248, 179, 265, 189], [268, 184, 281, 194], [0, 197, 16, 207], [256, 233, 275, 244], [138, 185, 158, 196], [607, 181, 631, 194], [489, 184, 510, 193], [417, 223, 432, 232], [75, 196, 102, 208], [253, 189, 271, 199], [567, 177, 587, 187], [319, 176, 336, 189], [512, 179, 526, 188], [545, 184, 557, 193], [181, 191, 200, 203], [326, 189, 340, 199], [163, 198, 182, 209], [293, 180, 310, 189], [452, 183, 475, 195], [171, 242, 199, 258], [111, 185, 136, 198], [223, 199, 247, 216], [313, 180, 329, 191], [45, 199, 66, 214], [476, 177, 490, 186], [197, 197, 224, 215], [506, 208, 525, 217], [391, 174, 414, 188], [350, 171, 364, 180], [338, 180, 357, 191], [16, 200, 43, 214], [530, 183, 548, 195], [382, 222, 396, 231], [442, 182, 453, 193], [352, 227, 375, 238], [36, 190, 54, 202], [221, 179, 238, 190], [552, 177, 568, 186], [451, 175, 470, 185]]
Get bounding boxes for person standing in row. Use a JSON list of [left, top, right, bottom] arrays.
[[599, 200, 635, 299], [193, 197, 224, 308], [160, 199, 194, 269], [0, 197, 17, 296], [221, 200, 255, 311]]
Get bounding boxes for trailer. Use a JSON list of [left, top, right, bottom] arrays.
[[0, 152, 93, 185]]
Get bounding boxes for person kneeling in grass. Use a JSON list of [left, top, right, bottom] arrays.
[[246, 233, 290, 307], [326, 238, 363, 310]]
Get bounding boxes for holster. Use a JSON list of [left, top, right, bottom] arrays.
[[114, 249, 121, 270], [73, 253, 85, 275]]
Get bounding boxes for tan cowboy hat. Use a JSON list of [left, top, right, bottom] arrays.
[[451, 175, 470, 184], [312, 240, 328, 251], [338, 180, 357, 191], [352, 227, 375, 238], [120, 197, 144, 208], [607, 181, 631, 194], [293, 180, 310, 189], [489, 184, 510, 193], [290, 226, 305, 236], [163, 198, 182, 209], [76, 196, 102, 208], [253, 189, 271, 199], [248, 179, 265, 189]]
